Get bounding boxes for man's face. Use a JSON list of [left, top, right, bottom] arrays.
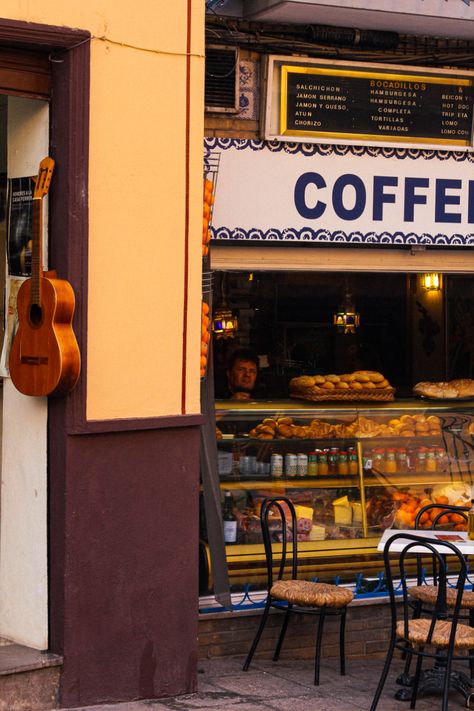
[[227, 358, 257, 394]]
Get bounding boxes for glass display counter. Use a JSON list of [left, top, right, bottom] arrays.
[[199, 399, 474, 595]]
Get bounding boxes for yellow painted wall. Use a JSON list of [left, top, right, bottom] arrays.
[[1, 1, 204, 419]]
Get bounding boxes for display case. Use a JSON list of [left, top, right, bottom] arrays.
[[199, 399, 474, 595]]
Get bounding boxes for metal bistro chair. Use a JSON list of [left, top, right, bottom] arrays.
[[242, 496, 353, 685], [397, 503, 474, 692], [370, 532, 474, 711]]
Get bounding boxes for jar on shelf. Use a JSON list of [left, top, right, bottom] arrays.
[[425, 448, 437, 472], [415, 447, 427, 473], [434, 447, 448, 473], [348, 450, 359, 476], [328, 447, 339, 475], [318, 450, 329, 476], [337, 451, 349, 476], [396, 448, 408, 473], [271, 453, 284, 478], [385, 448, 397, 474], [296, 453, 308, 477], [285, 453, 298, 478], [308, 451, 318, 477], [372, 448, 386, 474]]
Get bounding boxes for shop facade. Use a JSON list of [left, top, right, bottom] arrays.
[[0, 3, 205, 709], [199, 4, 474, 651]]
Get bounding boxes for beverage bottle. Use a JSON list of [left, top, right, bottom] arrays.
[[223, 490, 237, 544], [469, 499, 474, 541]]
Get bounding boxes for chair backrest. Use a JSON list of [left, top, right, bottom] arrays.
[[413, 503, 469, 585], [383, 532, 467, 645], [260, 496, 298, 589]]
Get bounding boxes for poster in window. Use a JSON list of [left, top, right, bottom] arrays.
[[7, 176, 35, 277]]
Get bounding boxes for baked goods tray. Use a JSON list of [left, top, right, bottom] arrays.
[[290, 388, 395, 402]]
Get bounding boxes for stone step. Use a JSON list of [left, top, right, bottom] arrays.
[[0, 643, 62, 711]]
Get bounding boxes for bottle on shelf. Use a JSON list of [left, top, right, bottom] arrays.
[[308, 451, 318, 477], [468, 499, 474, 541], [223, 490, 238, 544]]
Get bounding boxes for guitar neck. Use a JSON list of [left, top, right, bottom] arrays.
[[30, 197, 43, 306]]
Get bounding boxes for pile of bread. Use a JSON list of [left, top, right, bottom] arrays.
[[247, 413, 442, 440], [414, 378, 474, 399], [290, 370, 393, 399]]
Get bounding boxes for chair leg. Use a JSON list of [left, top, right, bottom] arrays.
[[398, 600, 422, 685], [314, 607, 326, 686], [442, 644, 456, 711], [469, 608, 474, 680], [243, 597, 272, 672], [369, 635, 396, 711], [273, 605, 292, 662], [410, 649, 424, 710], [339, 607, 347, 676]]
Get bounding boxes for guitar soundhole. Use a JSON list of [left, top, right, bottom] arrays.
[[29, 304, 43, 326]]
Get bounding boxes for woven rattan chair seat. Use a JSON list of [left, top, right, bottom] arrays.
[[270, 580, 353, 608], [396, 618, 474, 649], [408, 585, 474, 609]]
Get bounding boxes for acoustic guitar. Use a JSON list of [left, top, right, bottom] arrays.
[[9, 157, 81, 396]]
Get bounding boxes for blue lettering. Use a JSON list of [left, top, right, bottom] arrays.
[[435, 179, 461, 223], [373, 176, 398, 221], [332, 174, 366, 220], [469, 180, 474, 224], [294, 172, 326, 219], [404, 178, 429, 222]]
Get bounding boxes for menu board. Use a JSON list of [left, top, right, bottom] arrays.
[[280, 64, 474, 147]]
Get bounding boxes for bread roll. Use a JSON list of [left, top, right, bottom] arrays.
[[325, 374, 340, 383], [321, 381, 335, 390], [336, 381, 350, 389]]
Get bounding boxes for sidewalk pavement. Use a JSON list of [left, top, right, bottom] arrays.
[[58, 653, 473, 710]]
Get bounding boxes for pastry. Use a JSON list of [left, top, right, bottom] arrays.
[[325, 374, 341, 383], [335, 381, 350, 389], [340, 373, 355, 382], [321, 381, 335, 389], [350, 381, 363, 390]]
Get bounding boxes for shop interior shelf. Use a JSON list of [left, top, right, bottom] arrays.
[[218, 476, 359, 489]]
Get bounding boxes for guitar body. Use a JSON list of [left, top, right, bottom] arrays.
[[9, 275, 81, 396]]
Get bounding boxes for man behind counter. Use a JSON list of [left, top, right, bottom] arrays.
[[225, 348, 259, 400]]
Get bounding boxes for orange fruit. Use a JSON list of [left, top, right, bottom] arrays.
[[202, 302, 209, 315], [454, 523, 467, 531], [201, 342, 208, 356], [451, 512, 466, 525], [435, 496, 449, 505], [204, 178, 213, 193], [200, 355, 207, 369], [203, 202, 210, 219], [202, 314, 210, 328], [419, 512, 429, 524]]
